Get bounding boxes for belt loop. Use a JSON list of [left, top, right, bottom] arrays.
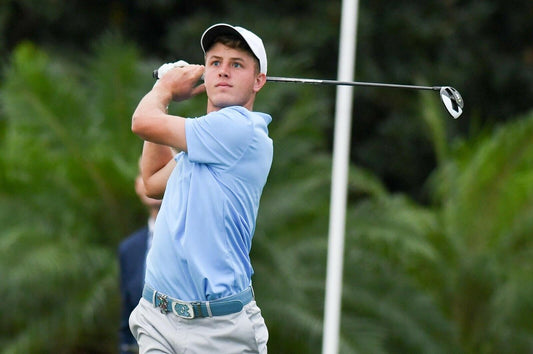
[[205, 301, 213, 317]]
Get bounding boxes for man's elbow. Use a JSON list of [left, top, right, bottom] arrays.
[[131, 113, 144, 136], [146, 190, 165, 200], [143, 178, 165, 200]]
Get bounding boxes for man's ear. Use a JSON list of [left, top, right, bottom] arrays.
[[253, 73, 267, 93]]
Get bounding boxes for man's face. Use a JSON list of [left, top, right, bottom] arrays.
[[204, 42, 266, 112]]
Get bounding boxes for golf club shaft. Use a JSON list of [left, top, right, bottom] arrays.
[[153, 69, 441, 91], [266, 76, 442, 91]]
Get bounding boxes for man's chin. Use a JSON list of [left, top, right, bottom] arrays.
[[208, 96, 252, 112], [212, 100, 241, 109]]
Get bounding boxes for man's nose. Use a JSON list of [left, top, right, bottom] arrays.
[[218, 63, 230, 77]]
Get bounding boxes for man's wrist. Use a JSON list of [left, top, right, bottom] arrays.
[[151, 84, 173, 108]]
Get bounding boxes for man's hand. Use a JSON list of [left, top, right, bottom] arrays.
[[155, 60, 190, 79], [155, 64, 206, 102]]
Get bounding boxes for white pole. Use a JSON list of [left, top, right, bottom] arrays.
[[322, 0, 358, 353]]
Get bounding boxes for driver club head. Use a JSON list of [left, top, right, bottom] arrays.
[[440, 86, 464, 119]]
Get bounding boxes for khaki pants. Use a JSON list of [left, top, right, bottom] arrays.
[[130, 297, 268, 353]]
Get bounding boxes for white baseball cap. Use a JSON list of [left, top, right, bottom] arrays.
[[201, 23, 268, 74]]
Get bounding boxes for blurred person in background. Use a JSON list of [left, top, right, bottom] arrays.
[[118, 159, 162, 354]]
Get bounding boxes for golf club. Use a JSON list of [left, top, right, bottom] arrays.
[[152, 69, 464, 119], [266, 76, 464, 119]]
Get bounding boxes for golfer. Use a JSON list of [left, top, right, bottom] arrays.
[[130, 23, 272, 353]]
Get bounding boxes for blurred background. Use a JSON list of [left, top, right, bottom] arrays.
[[1, 0, 533, 353]]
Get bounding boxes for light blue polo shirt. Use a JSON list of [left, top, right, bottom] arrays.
[[144, 106, 273, 302]]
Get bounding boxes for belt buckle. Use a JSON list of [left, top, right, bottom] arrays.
[[156, 293, 169, 314], [172, 300, 195, 319]]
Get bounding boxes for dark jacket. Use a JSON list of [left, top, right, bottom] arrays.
[[118, 226, 149, 353]]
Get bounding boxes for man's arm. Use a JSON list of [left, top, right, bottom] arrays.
[[132, 65, 205, 197], [131, 64, 205, 150], [140, 141, 175, 199]]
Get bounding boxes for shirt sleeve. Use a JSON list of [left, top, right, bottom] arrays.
[[185, 107, 253, 169]]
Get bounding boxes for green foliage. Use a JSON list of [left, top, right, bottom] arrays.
[[0, 36, 151, 353], [429, 112, 533, 353]]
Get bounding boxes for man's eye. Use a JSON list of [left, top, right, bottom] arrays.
[[233, 63, 242, 68], [212, 61, 220, 66]]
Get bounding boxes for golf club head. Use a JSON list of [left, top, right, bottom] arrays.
[[440, 87, 464, 119]]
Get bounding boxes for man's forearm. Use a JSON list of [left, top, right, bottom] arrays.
[[132, 85, 188, 151], [131, 86, 172, 140], [141, 141, 176, 199]]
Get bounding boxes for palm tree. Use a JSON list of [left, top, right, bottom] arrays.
[[427, 110, 533, 353], [0, 35, 155, 353]]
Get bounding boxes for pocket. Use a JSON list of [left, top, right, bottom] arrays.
[[129, 298, 149, 341], [245, 301, 269, 353], [128, 302, 140, 340]]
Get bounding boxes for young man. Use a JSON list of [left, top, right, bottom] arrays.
[[129, 24, 272, 353]]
